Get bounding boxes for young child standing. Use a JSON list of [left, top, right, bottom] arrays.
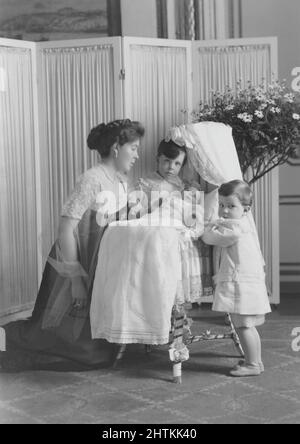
[[202, 180, 271, 377]]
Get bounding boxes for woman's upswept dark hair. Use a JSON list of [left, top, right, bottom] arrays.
[[87, 119, 145, 158], [157, 140, 188, 166], [219, 180, 253, 207]]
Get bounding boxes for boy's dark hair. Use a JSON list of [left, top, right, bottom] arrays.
[[157, 140, 188, 166], [218, 180, 253, 207]]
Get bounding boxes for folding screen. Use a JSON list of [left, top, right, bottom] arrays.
[[36, 38, 123, 260], [122, 37, 193, 183], [0, 41, 41, 317], [0, 35, 279, 318], [192, 39, 277, 105], [0, 37, 123, 318]]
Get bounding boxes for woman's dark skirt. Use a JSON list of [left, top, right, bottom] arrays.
[[1, 210, 114, 371]]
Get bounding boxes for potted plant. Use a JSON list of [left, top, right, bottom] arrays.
[[193, 80, 300, 184]]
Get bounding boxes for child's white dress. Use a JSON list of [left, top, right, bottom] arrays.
[[90, 173, 204, 345], [202, 216, 271, 326]]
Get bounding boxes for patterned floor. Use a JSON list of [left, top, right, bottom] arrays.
[[0, 297, 300, 424]]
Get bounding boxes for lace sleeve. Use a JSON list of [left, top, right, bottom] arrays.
[[61, 170, 102, 220]]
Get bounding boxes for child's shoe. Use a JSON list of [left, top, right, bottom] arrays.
[[233, 360, 265, 373], [230, 363, 261, 377]]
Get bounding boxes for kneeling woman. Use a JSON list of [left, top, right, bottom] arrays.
[[0, 120, 145, 371]]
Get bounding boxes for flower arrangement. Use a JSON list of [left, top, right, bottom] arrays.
[[193, 80, 300, 184]]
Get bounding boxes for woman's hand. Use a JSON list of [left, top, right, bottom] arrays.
[[71, 277, 88, 311], [148, 197, 164, 214]]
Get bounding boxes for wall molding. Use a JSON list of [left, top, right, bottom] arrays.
[[174, 0, 189, 39], [171, 0, 243, 41], [107, 0, 122, 36], [280, 262, 300, 280], [287, 159, 300, 166], [229, 0, 242, 38], [280, 195, 300, 206], [156, 0, 169, 38], [281, 262, 300, 266]]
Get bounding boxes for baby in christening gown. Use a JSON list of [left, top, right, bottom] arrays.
[[90, 140, 204, 345], [127, 171, 204, 305]]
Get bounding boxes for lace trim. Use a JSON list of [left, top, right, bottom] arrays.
[[61, 164, 124, 220]]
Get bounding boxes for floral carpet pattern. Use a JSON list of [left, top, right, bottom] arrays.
[[0, 299, 299, 424]]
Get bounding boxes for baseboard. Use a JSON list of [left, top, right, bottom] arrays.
[[0, 309, 34, 351], [281, 282, 300, 295], [0, 308, 33, 327]]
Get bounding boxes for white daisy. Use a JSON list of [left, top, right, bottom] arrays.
[[256, 94, 266, 102], [284, 93, 294, 103], [238, 113, 253, 123], [255, 110, 264, 119]]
